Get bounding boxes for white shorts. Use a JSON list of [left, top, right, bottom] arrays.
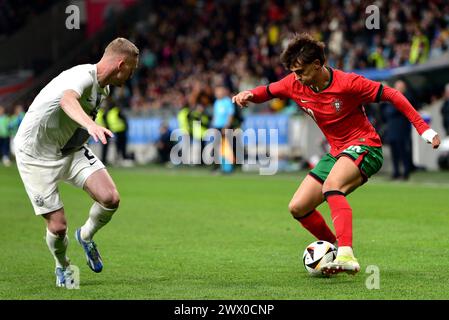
[[16, 145, 105, 215]]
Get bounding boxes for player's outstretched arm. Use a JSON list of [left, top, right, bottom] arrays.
[[381, 86, 440, 149], [232, 74, 292, 108], [60, 89, 114, 144]]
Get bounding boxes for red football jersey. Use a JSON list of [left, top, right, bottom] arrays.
[[250, 67, 428, 156]]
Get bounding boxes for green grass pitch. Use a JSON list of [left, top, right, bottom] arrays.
[[1, 164, 449, 300]]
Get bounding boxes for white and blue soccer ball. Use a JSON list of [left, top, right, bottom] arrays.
[[302, 240, 337, 276]]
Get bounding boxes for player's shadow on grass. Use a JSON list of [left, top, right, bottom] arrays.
[[301, 274, 361, 285]]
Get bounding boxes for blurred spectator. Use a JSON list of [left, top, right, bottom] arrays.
[[270, 98, 286, 113], [0, 105, 11, 166], [176, 98, 191, 163], [177, 102, 191, 136], [156, 122, 174, 164], [440, 83, 449, 136], [409, 27, 430, 65], [112, 86, 131, 110], [97, 97, 134, 166], [212, 85, 235, 132], [382, 80, 415, 180], [230, 94, 245, 168], [212, 85, 235, 173], [8, 104, 25, 134], [230, 101, 244, 130], [8, 104, 25, 157], [188, 92, 211, 164], [429, 36, 446, 60], [368, 46, 387, 69]]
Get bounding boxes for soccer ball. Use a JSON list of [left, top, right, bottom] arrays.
[[302, 240, 337, 276]]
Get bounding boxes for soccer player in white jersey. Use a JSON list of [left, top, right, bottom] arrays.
[[14, 38, 139, 287]]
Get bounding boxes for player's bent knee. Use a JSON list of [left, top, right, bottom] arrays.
[[322, 179, 341, 194], [48, 222, 67, 236], [44, 211, 67, 236], [288, 200, 307, 218], [288, 201, 298, 215], [98, 189, 120, 209]]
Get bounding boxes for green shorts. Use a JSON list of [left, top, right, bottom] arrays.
[[309, 145, 383, 184]]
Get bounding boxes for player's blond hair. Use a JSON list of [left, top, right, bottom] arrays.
[[104, 37, 139, 58]]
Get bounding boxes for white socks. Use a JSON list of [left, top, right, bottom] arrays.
[[337, 246, 355, 258], [46, 229, 69, 268], [80, 202, 117, 241], [45, 202, 116, 268]]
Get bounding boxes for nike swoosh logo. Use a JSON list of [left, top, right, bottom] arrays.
[[89, 160, 97, 166], [300, 99, 310, 103]]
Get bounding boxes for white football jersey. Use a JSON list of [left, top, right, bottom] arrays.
[[15, 64, 110, 159]]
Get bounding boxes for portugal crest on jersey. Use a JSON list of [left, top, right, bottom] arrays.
[[333, 99, 342, 112]]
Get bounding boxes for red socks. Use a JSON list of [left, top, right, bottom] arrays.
[[295, 209, 336, 244], [294, 190, 353, 247], [324, 191, 352, 247]]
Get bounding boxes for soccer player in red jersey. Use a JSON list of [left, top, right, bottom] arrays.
[[232, 33, 440, 276]]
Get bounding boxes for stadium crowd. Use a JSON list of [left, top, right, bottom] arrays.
[[2, 0, 449, 116], [108, 0, 449, 114], [2, 0, 449, 172]]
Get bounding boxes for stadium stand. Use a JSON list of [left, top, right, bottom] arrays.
[[2, 0, 449, 170]]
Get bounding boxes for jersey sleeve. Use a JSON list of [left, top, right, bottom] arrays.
[[61, 68, 94, 97], [346, 73, 384, 104], [250, 73, 293, 103], [381, 85, 430, 135]]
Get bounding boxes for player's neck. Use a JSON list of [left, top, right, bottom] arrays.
[[96, 60, 111, 88], [310, 66, 330, 92]]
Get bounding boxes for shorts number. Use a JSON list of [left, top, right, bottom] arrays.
[[346, 145, 362, 154], [82, 147, 95, 160]]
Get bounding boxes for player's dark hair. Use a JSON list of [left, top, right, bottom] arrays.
[[280, 33, 326, 69]]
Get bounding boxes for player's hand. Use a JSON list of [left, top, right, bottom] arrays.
[[432, 134, 440, 149], [232, 90, 254, 108], [421, 129, 440, 149], [87, 124, 114, 144]]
